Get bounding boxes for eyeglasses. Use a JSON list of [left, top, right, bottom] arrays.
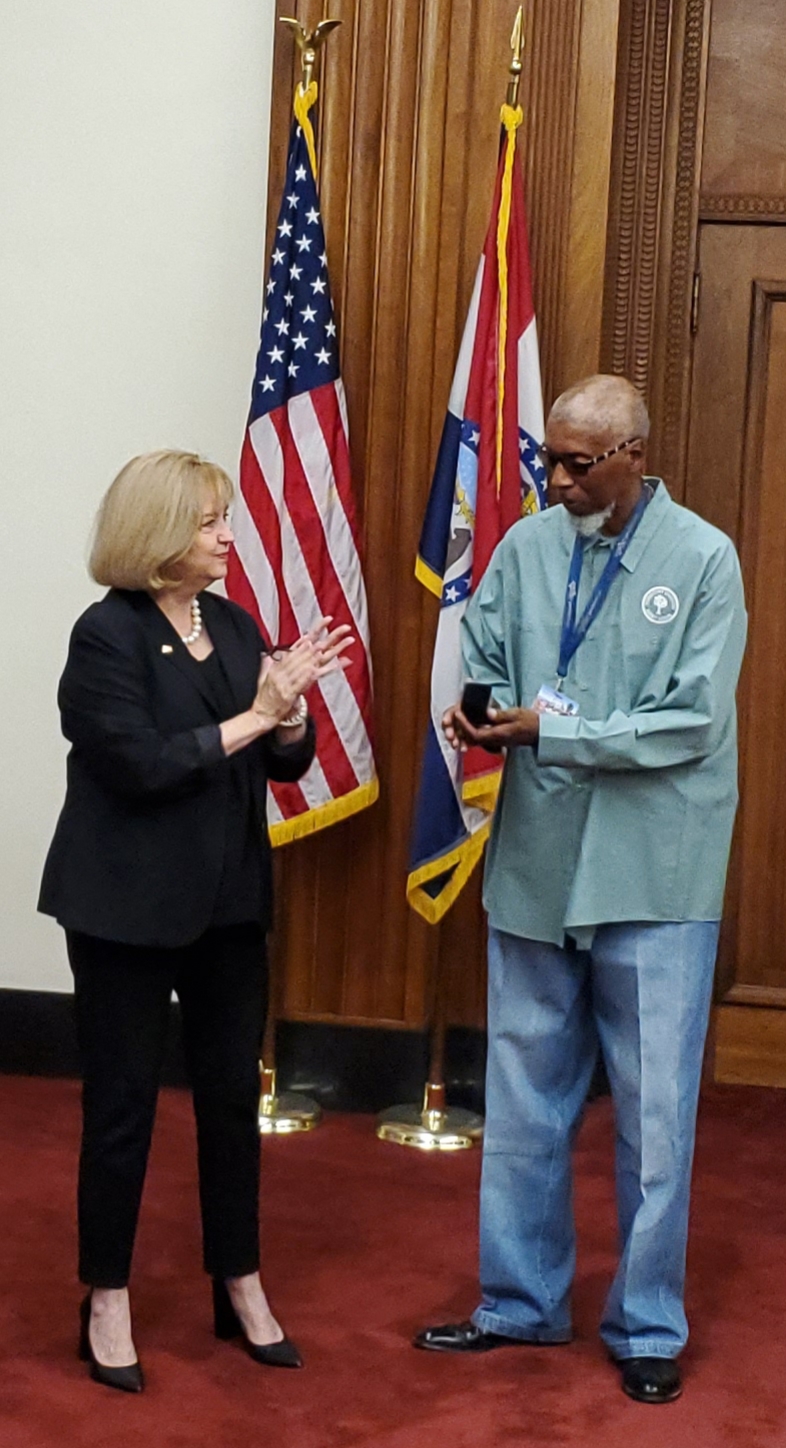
[[537, 437, 641, 480]]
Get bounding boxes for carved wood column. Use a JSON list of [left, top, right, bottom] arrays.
[[602, 0, 711, 497]]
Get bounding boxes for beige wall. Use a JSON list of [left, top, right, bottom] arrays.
[[0, 1, 275, 990]]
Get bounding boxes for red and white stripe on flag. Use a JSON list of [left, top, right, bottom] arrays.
[[227, 108, 377, 844]]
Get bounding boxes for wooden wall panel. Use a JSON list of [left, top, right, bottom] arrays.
[[562, 0, 623, 386], [682, 230, 783, 542], [687, 249, 786, 1049], [260, 1, 622, 1032], [685, 230, 786, 1041], [733, 295, 786, 994], [701, 0, 786, 209], [715, 1007, 786, 1089]]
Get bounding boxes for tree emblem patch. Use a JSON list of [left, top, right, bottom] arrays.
[[641, 586, 679, 624]]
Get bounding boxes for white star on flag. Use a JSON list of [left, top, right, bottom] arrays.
[[278, 219, 293, 237]]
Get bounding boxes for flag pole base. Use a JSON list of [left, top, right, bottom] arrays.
[[258, 1064, 322, 1135], [376, 1082, 483, 1152]]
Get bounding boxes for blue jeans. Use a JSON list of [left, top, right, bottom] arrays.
[[472, 921, 719, 1359]]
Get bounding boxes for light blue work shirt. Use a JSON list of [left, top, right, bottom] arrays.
[[461, 481, 747, 944]]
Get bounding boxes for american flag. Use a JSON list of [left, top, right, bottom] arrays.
[[227, 107, 377, 844], [407, 107, 545, 922]]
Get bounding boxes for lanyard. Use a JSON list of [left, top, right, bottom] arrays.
[[556, 490, 650, 688]]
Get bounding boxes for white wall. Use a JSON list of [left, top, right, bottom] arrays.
[[0, 1, 276, 991]]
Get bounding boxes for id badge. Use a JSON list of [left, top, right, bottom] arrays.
[[534, 683, 580, 717]]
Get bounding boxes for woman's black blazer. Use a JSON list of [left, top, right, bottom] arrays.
[[38, 589, 315, 948]]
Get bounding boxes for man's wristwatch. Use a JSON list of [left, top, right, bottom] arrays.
[[278, 694, 308, 729]]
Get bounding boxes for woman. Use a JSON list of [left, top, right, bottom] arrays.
[[39, 449, 351, 1392]]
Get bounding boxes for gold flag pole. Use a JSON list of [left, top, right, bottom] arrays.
[[259, 934, 322, 1135], [507, 6, 525, 108], [258, 13, 342, 1136], [376, 8, 526, 1153], [279, 15, 342, 94], [376, 950, 484, 1152]]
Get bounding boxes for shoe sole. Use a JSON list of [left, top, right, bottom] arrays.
[[413, 1336, 567, 1354], [413, 1341, 501, 1354], [622, 1381, 683, 1405]]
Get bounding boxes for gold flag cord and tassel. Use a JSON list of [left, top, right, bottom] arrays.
[[280, 14, 342, 178]]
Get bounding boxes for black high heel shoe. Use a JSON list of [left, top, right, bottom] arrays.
[[212, 1279, 303, 1368], [78, 1293, 144, 1393]]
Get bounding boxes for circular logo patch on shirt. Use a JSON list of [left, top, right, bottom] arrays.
[[641, 585, 680, 625]]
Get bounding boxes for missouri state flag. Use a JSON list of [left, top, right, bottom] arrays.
[[407, 105, 546, 923], [227, 83, 377, 844]]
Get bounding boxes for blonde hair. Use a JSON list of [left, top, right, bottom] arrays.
[[89, 450, 234, 592]]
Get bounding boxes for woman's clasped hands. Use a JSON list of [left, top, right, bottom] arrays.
[[254, 616, 354, 730]]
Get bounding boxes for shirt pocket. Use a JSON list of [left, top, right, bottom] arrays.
[[619, 598, 680, 706]]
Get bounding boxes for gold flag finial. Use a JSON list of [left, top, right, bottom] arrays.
[[506, 6, 525, 107], [279, 16, 342, 92]]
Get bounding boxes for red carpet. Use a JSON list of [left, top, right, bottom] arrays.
[[0, 1076, 784, 1448]]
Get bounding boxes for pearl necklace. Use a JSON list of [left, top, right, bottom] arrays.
[[180, 597, 202, 645]]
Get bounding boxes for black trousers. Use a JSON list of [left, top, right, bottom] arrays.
[[67, 924, 267, 1289]]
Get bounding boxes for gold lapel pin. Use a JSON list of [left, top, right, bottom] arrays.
[[161, 644, 174, 654]]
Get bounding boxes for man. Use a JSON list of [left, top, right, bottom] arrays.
[[414, 375, 746, 1404]]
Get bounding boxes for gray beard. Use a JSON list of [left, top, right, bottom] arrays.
[[566, 503, 616, 538]]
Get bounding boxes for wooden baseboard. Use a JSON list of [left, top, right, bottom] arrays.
[[714, 1004, 786, 1088], [0, 990, 487, 1112], [0, 990, 612, 1112]]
